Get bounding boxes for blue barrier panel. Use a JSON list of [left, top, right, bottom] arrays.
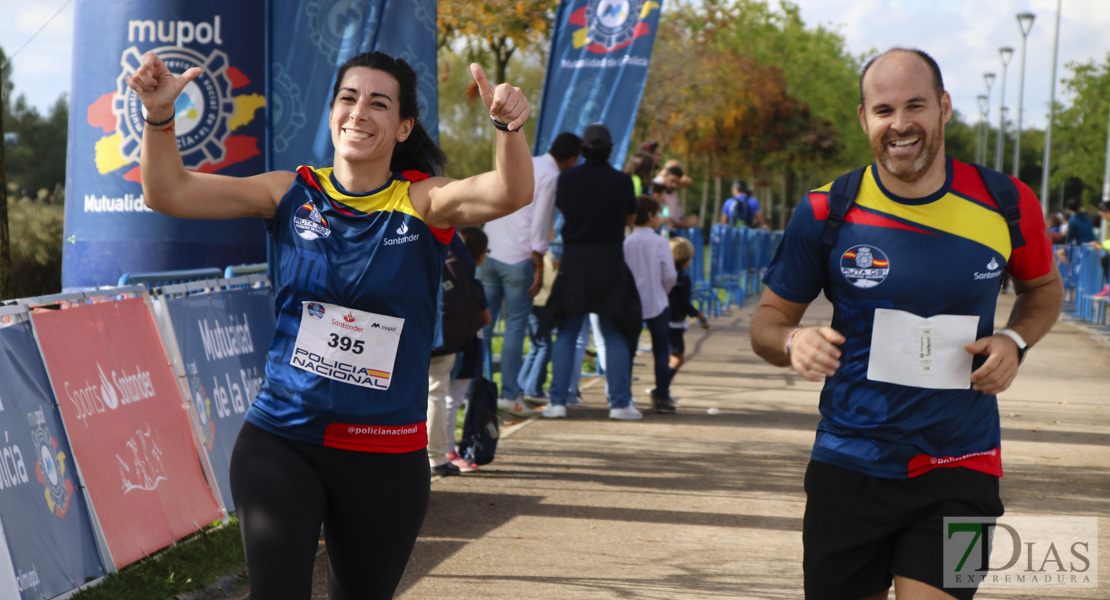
[[0, 316, 107, 599], [161, 285, 276, 511], [119, 268, 225, 288]]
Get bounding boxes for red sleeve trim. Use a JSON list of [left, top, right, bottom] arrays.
[[430, 226, 456, 245], [1007, 181, 1053, 280], [297, 165, 322, 192], [401, 170, 431, 182]]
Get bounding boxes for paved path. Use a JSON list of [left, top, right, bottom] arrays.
[[233, 293, 1110, 599]]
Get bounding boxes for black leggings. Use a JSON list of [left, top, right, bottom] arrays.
[[230, 422, 430, 599]]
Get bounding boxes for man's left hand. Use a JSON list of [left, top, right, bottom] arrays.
[[965, 334, 1021, 394]]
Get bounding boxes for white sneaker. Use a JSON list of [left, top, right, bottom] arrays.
[[541, 404, 567, 418], [498, 398, 538, 417], [608, 405, 643, 420]]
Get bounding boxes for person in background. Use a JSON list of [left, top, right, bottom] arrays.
[[128, 48, 533, 598], [654, 163, 699, 231], [479, 133, 582, 418], [441, 224, 495, 472], [624, 151, 657, 196], [667, 236, 708, 400], [541, 123, 642, 420], [624, 195, 678, 413]]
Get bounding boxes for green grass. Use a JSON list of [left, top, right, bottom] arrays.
[[70, 518, 245, 600]]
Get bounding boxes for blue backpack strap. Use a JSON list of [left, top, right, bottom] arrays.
[[818, 166, 866, 297], [974, 164, 1026, 250], [820, 166, 867, 258]]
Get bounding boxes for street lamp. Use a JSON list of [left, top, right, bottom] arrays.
[[1013, 12, 1036, 179], [984, 73, 996, 166], [1041, 0, 1062, 216], [995, 47, 1014, 173], [977, 94, 990, 164]]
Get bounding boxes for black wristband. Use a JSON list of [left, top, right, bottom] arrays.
[[490, 115, 516, 132], [144, 111, 175, 127]]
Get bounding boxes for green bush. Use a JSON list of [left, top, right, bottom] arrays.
[[4, 196, 63, 300]]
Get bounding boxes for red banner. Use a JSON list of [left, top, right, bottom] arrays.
[[32, 298, 222, 569]]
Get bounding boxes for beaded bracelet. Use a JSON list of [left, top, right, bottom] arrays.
[[489, 115, 517, 132], [144, 111, 175, 127]]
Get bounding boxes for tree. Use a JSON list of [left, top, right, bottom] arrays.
[[1049, 54, 1110, 205], [438, 1, 559, 85], [1, 46, 12, 299]]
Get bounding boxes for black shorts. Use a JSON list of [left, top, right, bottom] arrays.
[[803, 460, 1003, 600], [668, 327, 685, 355]]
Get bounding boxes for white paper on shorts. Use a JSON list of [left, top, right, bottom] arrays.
[[867, 308, 979, 389]]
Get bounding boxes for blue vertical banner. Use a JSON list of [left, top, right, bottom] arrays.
[[162, 288, 276, 510], [0, 320, 107, 599], [533, 0, 664, 168], [63, 0, 269, 290], [267, 0, 439, 172]]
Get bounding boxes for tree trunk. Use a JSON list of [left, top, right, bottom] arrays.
[[711, 175, 722, 228], [0, 86, 11, 301], [698, 156, 710, 227]]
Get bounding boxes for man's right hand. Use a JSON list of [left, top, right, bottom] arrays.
[[789, 326, 846, 381]]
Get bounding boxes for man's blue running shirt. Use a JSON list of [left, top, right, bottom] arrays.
[[763, 159, 1052, 478]]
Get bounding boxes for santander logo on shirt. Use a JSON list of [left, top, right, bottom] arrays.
[[384, 220, 420, 246]]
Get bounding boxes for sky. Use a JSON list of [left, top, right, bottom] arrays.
[[1, 0, 1109, 132]]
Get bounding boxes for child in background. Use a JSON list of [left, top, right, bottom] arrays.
[[623, 195, 678, 414], [667, 236, 709, 399], [443, 226, 491, 473]]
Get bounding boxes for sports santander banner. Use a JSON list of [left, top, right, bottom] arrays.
[[0, 320, 106, 599], [162, 287, 275, 510], [63, 0, 268, 289], [533, 0, 663, 169], [31, 298, 222, 570], [268, 0, 439, 171]]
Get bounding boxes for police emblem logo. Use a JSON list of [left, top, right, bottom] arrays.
[[586, 0, 642, 50], [115, 46, 235, 168], [189, 372, 217, 452], [293, 202, 333, 240], [840, 245, 891, 289], [33, 422, 74, 518]]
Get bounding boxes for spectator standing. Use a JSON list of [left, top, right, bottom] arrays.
[[479, 133, 582, 417], [624, 195, 678, 413], [624, 151, 656, 196], [438, 227, 492, 474], [541, 123, 643, 420], [721, 179, 764, 228], [428, 231, 489, 476], [654, 163, 699, 231], [750, 48, 1061, 599], [667, 237, 708, 396], [1065, 199, 1097, 246], [519, 250, 558, 401]]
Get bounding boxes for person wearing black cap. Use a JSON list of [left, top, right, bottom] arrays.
[[540, 123, 644, 420]]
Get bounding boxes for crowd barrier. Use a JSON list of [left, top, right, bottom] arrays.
[[1058, 244, 1110, 327], [673, 225, 778, 317], [0, 271, 274, 599]]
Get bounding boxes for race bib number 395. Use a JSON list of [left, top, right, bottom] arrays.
[[290, 301, 404, 390]]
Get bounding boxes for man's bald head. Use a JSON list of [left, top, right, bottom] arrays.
[[859, 48, 945, 108]]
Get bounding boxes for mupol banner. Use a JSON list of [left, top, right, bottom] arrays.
[[533, 0, 663, 169], [64, 0, 269, 289]]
